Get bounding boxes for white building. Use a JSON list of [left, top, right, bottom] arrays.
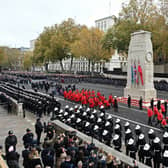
[[95, 15, 116, 32], [95, 15, 127, 72], [161, 0, 168, 24], [30, 39, 36, 51]]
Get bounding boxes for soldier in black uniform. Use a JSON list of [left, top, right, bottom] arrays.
[[157, 99, 161, 111], [151, 98, 154, 110], [127, 95, 131, 108], [113, 96, 118, 112], [137, 133, 146, 163], [102, 130, 111, 146], [148, 129, 156, 146], [139, 96, 143, 110], [162, 150, 168, 168], [152, 137, 161, 168], [35, 118, 43, 145], [113, 134, 122, 152], [127, 138, 137, 159], [163, 132, 168, 150], [143, 143, 153, 167]]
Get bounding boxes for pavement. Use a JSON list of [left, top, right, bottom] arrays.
[[0, 104, 50, 167]]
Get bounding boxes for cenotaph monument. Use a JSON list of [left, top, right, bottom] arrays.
[[124, 30, 156, 101]]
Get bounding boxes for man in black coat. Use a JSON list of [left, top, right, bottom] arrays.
[[6, 146, 20, 168], [23, 128, 34, 147], [41, 143, 55, 168], [22, 145, 30, 168], [35, 118, 43, 145], [5, 130, 17, 154]]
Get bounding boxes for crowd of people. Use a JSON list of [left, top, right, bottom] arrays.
[[52, 104, 168, 168], [63, 89, 118, 111]]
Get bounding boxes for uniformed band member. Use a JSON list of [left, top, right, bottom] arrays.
[[162, 150, 168, 168], [143, 143, 152, 167], [153, 137, 161, 168], [113, 134, 122, 152], [127, 138, 137, 159]]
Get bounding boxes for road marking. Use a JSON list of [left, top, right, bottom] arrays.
[[107, 113, 161, 132], [119, 105, 147, 114]]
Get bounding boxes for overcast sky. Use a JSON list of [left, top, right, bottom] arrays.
[[0, 0, 126, 48]]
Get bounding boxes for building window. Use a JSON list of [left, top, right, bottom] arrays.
[[101, 22, 103, 30], [98, 23, 100, 29], [104, 21, 106, 31]]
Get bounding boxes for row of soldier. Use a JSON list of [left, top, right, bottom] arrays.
[[52, 104, 168, 168], [0, 82, 61, 118]]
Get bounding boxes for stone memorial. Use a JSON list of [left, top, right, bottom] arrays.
[[124, 30, 156, 101]]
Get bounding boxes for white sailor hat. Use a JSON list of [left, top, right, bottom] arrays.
[[163, 132, 168, 138], [128, 138, 134, 145], [102, 130, 108, 136], [114, 124, 120, 130], [125, 129, 131, 134], [135, 125, 141, 130], [163, 150, 168, 157], [54, 107, 58, 111], [100, 105, 104, 109], [148, 129, 154, 134], [105, 121, 110, 127], [153, 137, 160, 143], [97, 118, 102, 123], [114, 96, 117, 98], [86, 108, 90, 112], [70, 114, 75, 118], [93, 109, 97, 114], [107, 115, 112, 120], [58, 114, 62, 117], [144, 144, 150, 151], [94, 125, 99, 131], [62, 119, 65, 122], [67, 118, 71, 122], [76, 110, 80, 113], [59, 109, 63, 113], [69, 107, 74, 111], [64, 112, 68, 116], [139, 133, 145, 140], [85, 122, 90, 127], [116, 118, 120, 123], [161, 100, 165, 103], [76, 118, 81, 123], [74, 105, 78, 109], [90, 114, 94, 119], [79, 105, 82, 109], [100, 112, 104, 117], [83, 112, 87, 116], [65, 105, 69, 109], [113, 134, 119, 140], [125, 122, 130, 127]]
